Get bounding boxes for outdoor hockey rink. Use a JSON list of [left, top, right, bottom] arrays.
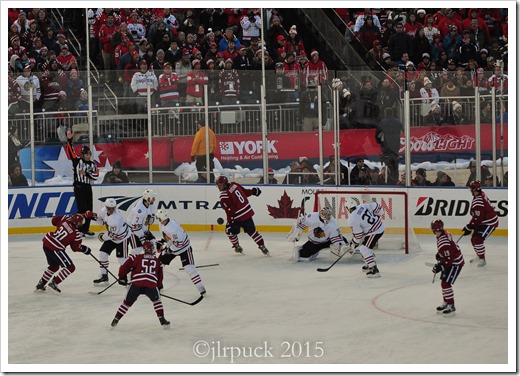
[[4, 232, 513, 372]]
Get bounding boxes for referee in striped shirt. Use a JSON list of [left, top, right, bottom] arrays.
[[65, 129, 99, 236]]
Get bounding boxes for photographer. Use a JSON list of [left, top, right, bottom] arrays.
[[102, 161, 129, 184]]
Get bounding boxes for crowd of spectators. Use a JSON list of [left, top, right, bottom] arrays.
[[337, 7, 508, 127], [7, 7, 509, 128]]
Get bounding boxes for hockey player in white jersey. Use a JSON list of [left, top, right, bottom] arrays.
[[92, 198, 134, 284], [346, 198, 384, 278], [127, 189, 157, 254], [287, 207, 349, 262], [155, 209, 206, 296]]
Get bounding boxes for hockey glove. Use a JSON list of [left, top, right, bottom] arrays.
[[81, 245, 92, 255], [98, 232, 105, 242], [191, 155, 196, 162], [158, 284, 163, 291], [84, 210, 98, 220], [462, 226, 472, 236], [432, 263, 444, 274], [435, 253, 441, 261], [118, 276, 128, 286], [252, 187, 262, 196]]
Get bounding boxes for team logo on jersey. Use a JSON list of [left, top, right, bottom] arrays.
[[99, 196, 141, 211], [267, 191, 302, 219]]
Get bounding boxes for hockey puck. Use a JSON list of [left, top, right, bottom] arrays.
[[217, 217, 224, 225]]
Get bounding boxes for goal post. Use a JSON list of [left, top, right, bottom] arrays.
[[313, 190, 419, 254]]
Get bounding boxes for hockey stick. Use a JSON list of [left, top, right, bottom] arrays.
[[160, 293, 204, 306], [89, 280, 119, 295], [300, 196, 311, 216], [178, 263, 220, 271], [317, 246, 353, 272], [89, 253, 121, 282]]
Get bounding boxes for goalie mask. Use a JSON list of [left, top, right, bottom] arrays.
[[319, 207, 332, 223]]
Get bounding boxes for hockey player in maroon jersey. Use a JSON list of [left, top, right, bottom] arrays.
[[35, 214, 92, 293], [431, 219, 465, 317], [462, 181, 499, 267], [216, 176, 269, 255], [111, 240, 170, 328]]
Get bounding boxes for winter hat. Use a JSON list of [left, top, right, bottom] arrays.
[[289, 25, 297, 34], [480, 48, 488, 54], [452, 101, 462, 111], [191, 59, 201, 67], [406, 61, 414, 67], [225, 58, 233, 64], [417, 9, 426, 15], [277, 34, 285, 41], [431, 101, 441, 111], [310, 49, 319, 57], [422, 53, 430, 59], [382, 52, 391, 60], [416, 168, 427, 177], [423, 77, 432, 86], [113, 160, 122, 169], [205, 59, 214, 65]]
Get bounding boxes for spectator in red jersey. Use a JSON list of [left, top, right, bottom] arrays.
[[487, 64, 507, 95], [159, 62, 180, 107], [56, 45, 76, 71], [404, 12, 421, 38], [186, 59, 208, 106], [216, 175, 269, 256], [222, 39, 238, 62], [304, 50, 328, 88], [110, 240, 170, 328], [430, 219, 464, 317], [462, 180, 499, 267], [437, 9, 462, 38], [35, 214, 92, 293], [284, 25, 305, 57]]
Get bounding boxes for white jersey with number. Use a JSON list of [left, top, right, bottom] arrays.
[[127, 199, 155, 241], [159, 218, 191, 255], [96, 207, 131, 243], [347, 203, 385, 245], [297, 212, 344, 245]]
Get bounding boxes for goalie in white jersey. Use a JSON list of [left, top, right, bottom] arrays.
[[287, 207, 348, 262], [91, 198, 134, 284], [346, 198, 384, 278], [127, 189, 157, 254]]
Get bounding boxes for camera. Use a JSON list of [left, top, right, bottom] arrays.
[[249, 12, 256, 22]]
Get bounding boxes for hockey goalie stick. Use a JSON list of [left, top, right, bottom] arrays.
[[300, 196, 311, 216], [178, 263, 220, 271], [160, 293, 204, 306], [317, 245, 353, 272]]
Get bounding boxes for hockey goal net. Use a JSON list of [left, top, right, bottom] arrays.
[[313, 190, 420, 254]]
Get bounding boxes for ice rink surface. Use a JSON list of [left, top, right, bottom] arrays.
[[4, 231, 514, 372]]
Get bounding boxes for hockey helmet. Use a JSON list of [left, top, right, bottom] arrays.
[[469, 180, 481, 192], [346, 197, 358, 212], [216, 175, 229, 185], [81, 145, 92, 155], [319, 206, 332, 223], [105, 198, 117, 209], [156, 209, 169, 223], [143, 189, 156, 203], [142, 240, 154, 254], [69, 213, 84, 227], [430, 219, 444, 232]]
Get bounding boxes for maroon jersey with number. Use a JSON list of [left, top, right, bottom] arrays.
[[119, 253, 163, 289], [469, 191, 499, 228], [436, 230, 465, 267], [218, 182, 255, 223], [42, 215, 83, 252]]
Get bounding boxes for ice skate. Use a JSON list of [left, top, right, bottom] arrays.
[[442, 304, 456, 317], [362, 265, 370, 273], [233, 245, 244, 254], [259, 245, 270, 256], [84, 230, 95, 236], [470, 256, 486, 267], [111, 318, 119, 327], [93, 274, 109, 284], [436, 302, 448, 314], [199, 287, 207, 296], [159, 316, 170, 327], [366, 266, 381, 278], [48, 280, 61, 293], [35, 279, 46, 292]]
